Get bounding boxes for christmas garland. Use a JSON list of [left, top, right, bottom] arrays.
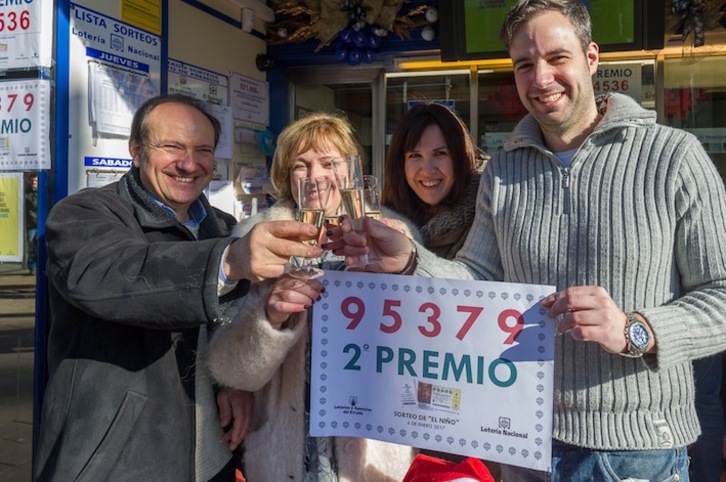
[[668, 0, 726, 47], [266, 0, 433, 65]]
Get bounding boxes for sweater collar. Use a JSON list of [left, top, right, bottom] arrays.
[[503, 93, 656, 153]]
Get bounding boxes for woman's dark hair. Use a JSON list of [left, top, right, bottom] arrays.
[[382, 103, 481, 225]]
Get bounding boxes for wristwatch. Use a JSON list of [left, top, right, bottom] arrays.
[[622, 313, 650, 358]]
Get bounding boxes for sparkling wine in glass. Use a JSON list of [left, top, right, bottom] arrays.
[[363, 174, 383, 221], [324, 205, 344, 230], [290, 176, 331, 279], [298, 208, 325, 247], [332, 155, 379, 267]]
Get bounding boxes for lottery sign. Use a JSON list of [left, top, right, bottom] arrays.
[[0, 0, 53, 69], [0, 79, 50, 170], [311, 271, 556, 472], [228, 71, 269, 126], [594, 63, 642, 102]]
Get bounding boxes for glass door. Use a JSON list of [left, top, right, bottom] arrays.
[[288, 66, 385, 178], [385, 70, 472, 153], [662, 54, 726, 175]]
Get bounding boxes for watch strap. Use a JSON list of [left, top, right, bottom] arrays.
[[622, 313, 648, 358]]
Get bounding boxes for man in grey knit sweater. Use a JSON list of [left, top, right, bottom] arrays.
[[330, 1, 726, 480]]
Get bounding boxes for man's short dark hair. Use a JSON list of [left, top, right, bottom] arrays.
[[129, 94, 222, 148], [499, 0, 593, 53]]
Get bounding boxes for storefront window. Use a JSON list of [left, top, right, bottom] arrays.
[[663, 55, 726, 175], [477, 70, 527, 154], [384, 54, 726, 176], [385, 71, 471, 149]]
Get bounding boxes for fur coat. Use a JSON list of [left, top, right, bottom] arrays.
[[207, 200, 420, 481]]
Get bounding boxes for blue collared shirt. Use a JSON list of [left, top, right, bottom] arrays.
[[147, 192, 236, 295]]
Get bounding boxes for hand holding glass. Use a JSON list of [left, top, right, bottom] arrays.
[[291, 176, 331, 279]]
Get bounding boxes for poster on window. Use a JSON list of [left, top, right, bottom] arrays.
[[167, 59, 233, 159], [0, 0, 54, 69], [168, 59, 228, 106], [594, 63, 642, 102], [67, 2, 161, 194], [0, 79, 51, 170], [0, 173, 24, 262], [311, 271, 556, 472], [228, 72, 269, 126]]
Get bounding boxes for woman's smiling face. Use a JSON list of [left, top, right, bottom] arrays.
[[404, 124, 455, 207], [289, 147, 341, 216]]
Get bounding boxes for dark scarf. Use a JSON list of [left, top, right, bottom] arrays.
[[419, 171, 480, 252]]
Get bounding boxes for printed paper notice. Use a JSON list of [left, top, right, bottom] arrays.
[[0, 173, 24, 262], [121, 0, 162, 35], [168, 59, 228, 105], [311, 271, 556, 472], [229, 72, 269, 126], [0, 79, 51, 170], [0, 0, 53, 69]]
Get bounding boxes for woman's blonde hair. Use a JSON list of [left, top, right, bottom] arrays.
[[271, 112, 362, 201]]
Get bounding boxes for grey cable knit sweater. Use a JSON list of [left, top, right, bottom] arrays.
[[415, 93, 726, 451]]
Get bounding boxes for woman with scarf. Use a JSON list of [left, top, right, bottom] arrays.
[[383, 103, 488, 260]]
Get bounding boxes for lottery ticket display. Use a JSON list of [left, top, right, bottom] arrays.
[[311, 271, 556, 472]]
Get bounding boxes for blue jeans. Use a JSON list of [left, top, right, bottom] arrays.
[[691, 354, 724, 482], [500, 441, 689, 482], [27, 227, 37, 269]]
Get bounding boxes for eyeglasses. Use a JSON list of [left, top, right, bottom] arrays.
[[145, 142, 215, 161]]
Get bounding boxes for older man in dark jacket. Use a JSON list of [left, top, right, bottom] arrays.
[[34, 95, 322, 481]]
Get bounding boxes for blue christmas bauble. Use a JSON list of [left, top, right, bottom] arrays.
[[347, 49, 362, 65], [339, 27, 354, 44], [368, 34, 382, 49], [335, 45, 349, 62], [363, 49, 376, 63], [352, 31, 368, 49]]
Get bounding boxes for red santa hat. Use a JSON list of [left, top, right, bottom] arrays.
[[402, 454, 495, 482]]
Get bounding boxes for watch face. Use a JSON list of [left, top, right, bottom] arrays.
[[630, 322, 650, 349]]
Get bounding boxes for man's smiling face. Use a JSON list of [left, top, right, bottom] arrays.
[[131, 102, 216, 222]]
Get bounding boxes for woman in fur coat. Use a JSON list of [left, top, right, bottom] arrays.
[[382, 103, 488, 260], [207, 112, 420, 482]]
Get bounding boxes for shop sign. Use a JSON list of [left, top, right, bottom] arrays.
[[594, 63, 642, 102]]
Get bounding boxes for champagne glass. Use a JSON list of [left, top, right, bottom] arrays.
[[363, 175, 382, 221], [324, 205, 344, 230], [291, 176, 331, 279], [332, 155, 380, 267]]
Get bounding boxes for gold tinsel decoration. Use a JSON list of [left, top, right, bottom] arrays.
[[665, 0, 726, 47], [266, 0, 432, 52]]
